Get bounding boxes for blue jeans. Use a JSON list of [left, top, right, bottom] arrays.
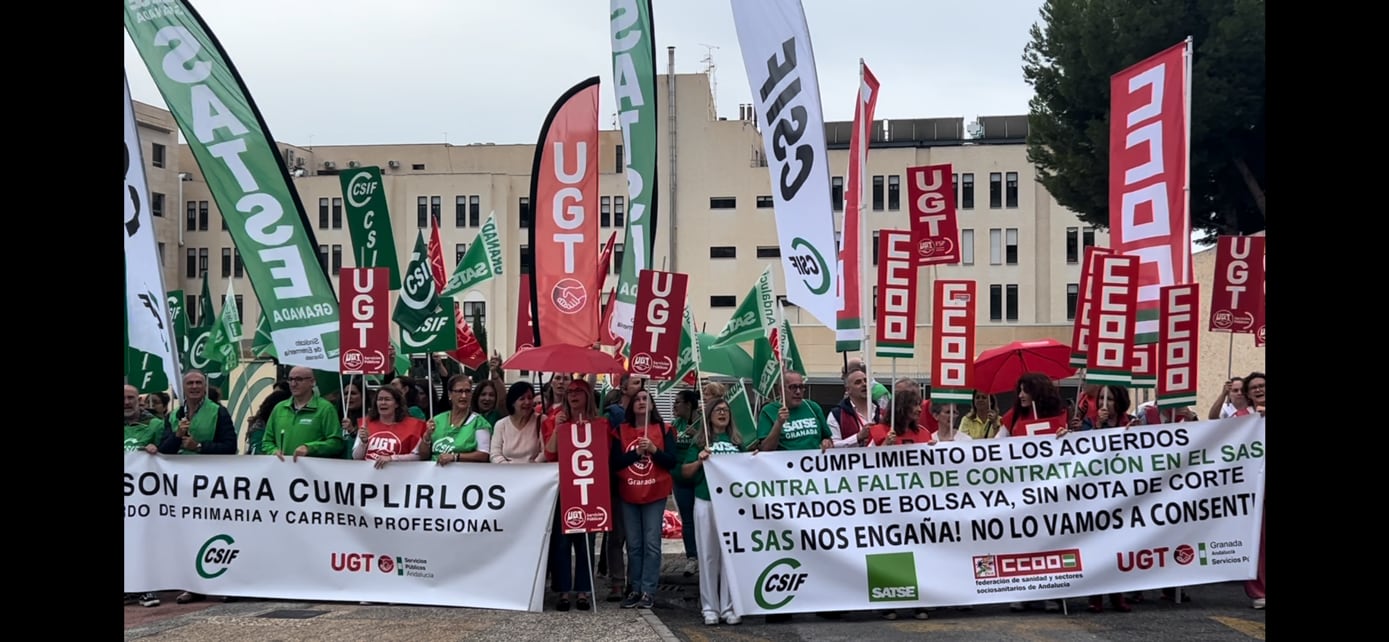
[[622, 499, 666, 596], [674, 483, 698, 559], [550, 509, 596, 594]]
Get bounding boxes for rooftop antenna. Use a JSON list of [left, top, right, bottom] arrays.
[[699, 43, 719, 110]]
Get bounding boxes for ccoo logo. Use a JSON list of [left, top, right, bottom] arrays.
[[196, 534, 240, 579]]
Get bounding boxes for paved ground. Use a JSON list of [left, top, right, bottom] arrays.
[[126, 539, 1265, 641]]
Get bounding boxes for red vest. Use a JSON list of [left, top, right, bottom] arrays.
[[615, 422, 673, 505], [1000, 409, 1069, 436]]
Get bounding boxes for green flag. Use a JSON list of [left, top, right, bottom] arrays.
[[126, 4, 342, 371], [711, 265, 778, 348], [393, 231, 444, 333], [441, 213, 503, 298], [339, 166, 402, 289], [752, 318, 803, 398], [727, 379, 759, 448], [400, 299, 459, 355], [204, 279, 243, 368], [166, 290, 187, 364], [184, 276, 226, 392], [252, 309, 277, 358]]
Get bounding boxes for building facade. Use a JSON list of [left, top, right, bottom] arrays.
[[135, 67, 1117, 387]]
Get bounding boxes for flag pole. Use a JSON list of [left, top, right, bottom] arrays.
[[856, 58, 873, 399], [776, 301, 788, 404], [1183, 36, 1194, 283]]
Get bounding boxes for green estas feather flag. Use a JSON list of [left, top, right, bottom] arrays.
[[203, 279, 243, 369]]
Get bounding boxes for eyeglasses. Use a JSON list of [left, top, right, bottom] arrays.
[[786, 384, 807, 391], [712, 408, 729, 413], [1246, 384, 1265, 391], [450, 389, 471, 394], [287, 376, 314, 382]]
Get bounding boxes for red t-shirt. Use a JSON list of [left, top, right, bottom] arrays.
[[362, 417, 427, 460], [999, 409, 1069, 436], [867, 422, 935, 446]]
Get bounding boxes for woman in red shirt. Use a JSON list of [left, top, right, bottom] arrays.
[[353, 385, 427, 468], [996, 373, 1068, 437], [540, 378, 603, 612], [867, 388, 935, 447]]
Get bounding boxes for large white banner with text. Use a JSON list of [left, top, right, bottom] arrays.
[[704, 417, 1264, 615], [124, 454, 558, 611]]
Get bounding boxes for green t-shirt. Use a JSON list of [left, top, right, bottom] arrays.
[[124, 416, 164, 452], [430, 411, 492, 461], [681, 433, 743, 500], [408, 406, 427, 420], [482, 408, 503, 428], [261, 395, 345, 458], [672, 416, 701, 484], [756, 400, 830, 451]]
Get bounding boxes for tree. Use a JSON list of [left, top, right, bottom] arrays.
[[1023, 0, 1265, 241]]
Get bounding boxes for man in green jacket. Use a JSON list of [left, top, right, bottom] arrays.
[[262, 366, 344, 460]]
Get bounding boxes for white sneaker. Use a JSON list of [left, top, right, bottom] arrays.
[[703, 613, 719, 625], [1252, 598, 1265, 610], [723, 614, 742, 625], [684, 559, 699, 577]]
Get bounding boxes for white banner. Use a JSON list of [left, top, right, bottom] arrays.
[[731, 0, 839, 330], [124, 73, 181, 397], [124, 454, 558, 611], [704, 416, 1265, 615]]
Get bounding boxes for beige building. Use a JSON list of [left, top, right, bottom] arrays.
[[138, 61, 1257, 397]]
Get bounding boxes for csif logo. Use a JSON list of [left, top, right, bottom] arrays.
[[866, 552, 919, 602], [196, 534, 240, 579], [755, 557, 807, 610], [788, 238, 830, 295]]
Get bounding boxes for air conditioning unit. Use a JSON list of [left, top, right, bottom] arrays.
[[388, 160, 401, 169], [323, 161, 336, 169], [294, 157, 305, 168], [348, 160, 361, 168]]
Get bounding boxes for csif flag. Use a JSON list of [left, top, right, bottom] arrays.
[[836, 60, 879, 352], [528, 77, 602, 348], [339, 166, 402, 289], [125, 2, 341, 370], [732, 0, 840, 331]]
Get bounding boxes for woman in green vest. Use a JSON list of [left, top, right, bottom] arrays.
[[420, 374, 492, 464]]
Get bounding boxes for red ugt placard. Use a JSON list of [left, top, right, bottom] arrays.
[[1209, 235, 1264, 334], [558, 420, 612, 534], [339, 268, 390, 375], [906, 164, 961, 266], [630, 270, 687, 381]]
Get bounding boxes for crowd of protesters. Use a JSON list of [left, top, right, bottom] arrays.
[[125, 352, 1265, 619]]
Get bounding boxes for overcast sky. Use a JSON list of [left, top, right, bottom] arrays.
[[125, 0, 1046, 147]]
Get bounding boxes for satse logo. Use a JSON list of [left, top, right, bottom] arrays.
[[196, 534, 240, 579], [866, 552, 919, 602]]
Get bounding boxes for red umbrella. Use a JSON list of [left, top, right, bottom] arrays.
[[502, 343, 625, 375], [972, 339, 1077, 395]]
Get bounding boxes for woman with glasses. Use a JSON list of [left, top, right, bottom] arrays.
[[680, 398, 744, 626], [419, 374, 491, 464], [611, 388, 677, 611], [353, 385, 426, 468]]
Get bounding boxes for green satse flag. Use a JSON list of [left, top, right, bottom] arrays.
[[711, 265, 778, 348], [125, 3, 341, 371], [338, 166, 402, 289], [608, 0, 659, 347], [252, 309, 277, 358], [203, 279, 243, 369], [441, 213, 503, 298]]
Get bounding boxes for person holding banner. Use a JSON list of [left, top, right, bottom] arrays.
[[353, 386, 426, 468], [159, 370, 237, 456], [1235, 371, 1265, 610], [679, 398, 744, 626], [611, 389, 677, 611], [261, 367, 346, 462], [489, 381, 546, 464], [123, 384, 163, 609], [1208, 377, 1251, 420], [995, 373, 1069, 438], [828, 369, 881, 447], [421, 375, 492, 464], [866, 388, 934, 448], [754, 372, 833, 453], [542, 378, 603, 611]]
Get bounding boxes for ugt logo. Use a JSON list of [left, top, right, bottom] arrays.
[[196, 534, 240, 579]]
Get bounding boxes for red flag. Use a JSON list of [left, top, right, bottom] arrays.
[[529, 77, 601, 348], [339, 268, 391, 375], [1069, 246, 1115, 367], [427, 216, 448, 295], [515, 274, 535, 352], [557, 419, 613, 534], [598, 288, 624, 351], [1109, 40, 1192, 344], [835, 60, 880, 353], [873, 230, 918, 359], [1086, 253, 1139, 385], [907, 164, 961, 266], [930, 280, 976, 404], [1209, 235, 1264, 334], [427, 210, 485, 368], [1158, 283, 1199, 408], [597, 230, 618, 288], [630, 270, 687, 381]]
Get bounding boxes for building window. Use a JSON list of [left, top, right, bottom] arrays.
[[601, 196, 612, 227], [233, 248, 243, 278], [332, 245, 343, 275], [1067, 283, 1080, 321], [332, 197, 343, 229], [198, 201, 209, 231], [989, 229, 1002, 265], [412, 163, 426, 171], [430, 196, 441, 224], [186, 295, 198, 326], [756, 195, 774, 208], [887, 175, 901, 210], [756, 246, 780, 258], [234, 295, 244, 324], [831, 176, 843, 211], [1006, 284, 1019, 321], [196, 248, 207, 277], [1005, 228, 1018, 265], [319, 198, 330, 229], [612, 244, 624, 275], [151, 143, 166, 168], [469, 195, 481, 227], [710, 246, 737, 259], [989, 172, 1002, 208], [221, 248, 232, 277], [456, 243, 467, 267], [710, 197, 737, 209], [158, 242, 165, 268], [463, 301, 487, 326], [186, 248, 197, 278], [952, 173, 958, 208], [456, 196, 467, 227], [518, 197, 531, 228], [1005, 171, 1019, 208], [872, 175, 884, 211], [417, 196, 428, 228], [151, 193, 165, 218], [318, 245, 328, 274], [186, 201, 197, 231], [615, 144, 624, 174], [989, 284, 1003, 322], [613, 196, 625, 227], [872, 231, 880, 265], [1066, 227, 1079, 264], [962, 173, 975, 209], [519, 246, 532, 273], [710, 296, 737, 308], [961, 229, 974, 265], [871, 286, 878, 319], [1083, 226, 1096, 250]]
